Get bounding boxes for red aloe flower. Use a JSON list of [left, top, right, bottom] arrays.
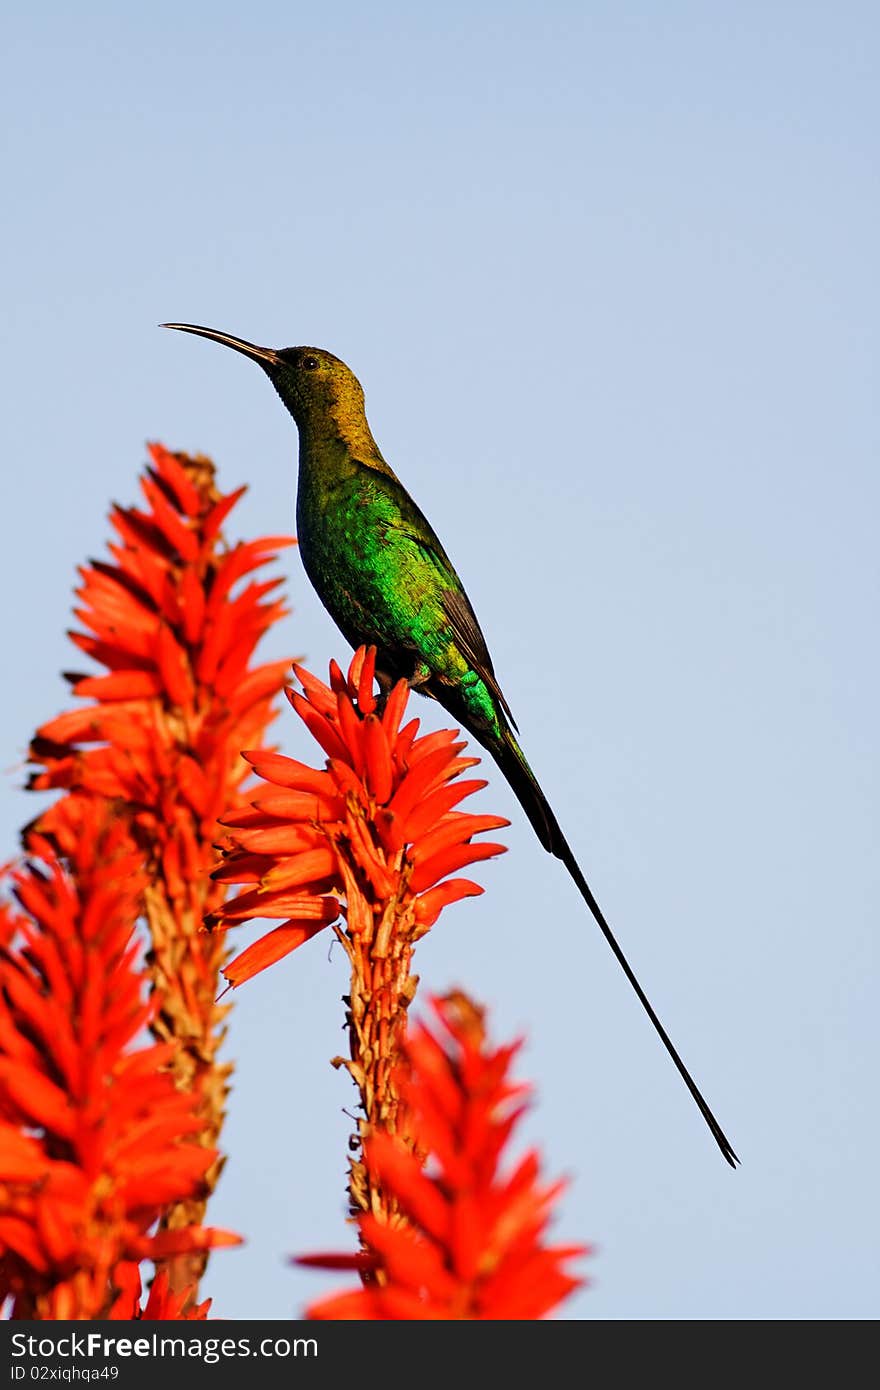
[[0, 798, 239, 1320], [26, 442, 293, 1288], [106, 1266, 211, 1320], [209, 649, 509, 1226], [300, 992, 588, 1319], [211, 645, 508, 985]]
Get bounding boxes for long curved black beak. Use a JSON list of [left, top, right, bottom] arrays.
[[161, 323, 281, 368]]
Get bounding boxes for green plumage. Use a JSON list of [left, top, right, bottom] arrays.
[[296, 442, 506, 740], [164, 322, 738, 1168]]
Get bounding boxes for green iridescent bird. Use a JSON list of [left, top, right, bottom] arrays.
[[163, 323, 738, 1168]]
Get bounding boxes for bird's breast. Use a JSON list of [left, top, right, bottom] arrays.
[[295, 463, 401, 648]]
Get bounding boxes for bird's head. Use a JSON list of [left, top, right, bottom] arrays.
[[162, 325, 367, 433]]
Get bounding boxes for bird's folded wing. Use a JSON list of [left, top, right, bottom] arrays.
[[392, 521, 518, 731]]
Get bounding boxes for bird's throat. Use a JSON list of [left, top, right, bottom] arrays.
[[297, 402, 397, 484], [296, 397, 374, 455]]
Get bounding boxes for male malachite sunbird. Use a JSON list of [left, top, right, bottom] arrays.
[[163, 323, 738, 1168]]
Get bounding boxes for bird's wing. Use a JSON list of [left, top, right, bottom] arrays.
[[391, 517, 519, 731]]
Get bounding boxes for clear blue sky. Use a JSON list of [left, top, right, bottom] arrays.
[[3, 2, 877, 1319]]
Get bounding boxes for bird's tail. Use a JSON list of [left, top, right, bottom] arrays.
[[489, 725, 739, 1168]]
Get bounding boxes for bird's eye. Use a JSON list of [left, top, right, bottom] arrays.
[[302, 355, 319, 370]]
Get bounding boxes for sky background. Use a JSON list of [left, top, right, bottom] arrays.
[[2, 2, 877, 1320]]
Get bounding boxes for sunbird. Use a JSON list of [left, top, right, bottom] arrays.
[[163, 323, 738, 1168]]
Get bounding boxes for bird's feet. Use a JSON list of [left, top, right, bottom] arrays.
[[371, 662, 433, 716], [408, 662, 433, 692]]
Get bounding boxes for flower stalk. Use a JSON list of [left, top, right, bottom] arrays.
[[299, 991, 588, 1319], [210, 648, 509, 1242]]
